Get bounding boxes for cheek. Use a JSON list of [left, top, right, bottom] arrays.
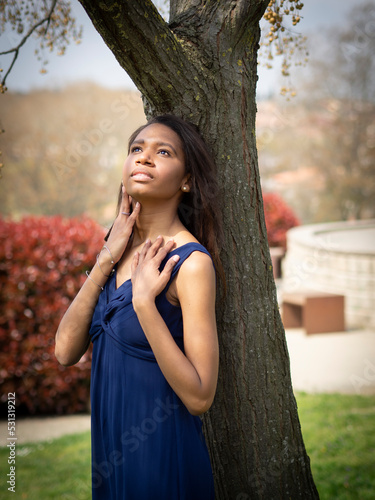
[[122, 157, 131, 178], [123, 176, 133, 194], [164, 162, 186, 184]]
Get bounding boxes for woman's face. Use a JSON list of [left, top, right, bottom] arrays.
[[123, 123, 189, 202]]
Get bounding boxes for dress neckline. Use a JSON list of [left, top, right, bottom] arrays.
[[113, 241, 203, 291]]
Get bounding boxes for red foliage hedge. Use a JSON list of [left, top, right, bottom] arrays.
[[0, 215, 106, 415], [263, 192, 300, 248], [0, 198, 297, 415]]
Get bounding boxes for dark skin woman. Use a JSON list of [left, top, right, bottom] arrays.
[[55, 114, 224, 499]]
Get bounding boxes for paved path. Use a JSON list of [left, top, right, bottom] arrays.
[[0, 414, 91, 445], [286, 328, 375, 395], [1, 327, 374, 445]]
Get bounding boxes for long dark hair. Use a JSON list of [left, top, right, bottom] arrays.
[[107, 114, 225, 286]]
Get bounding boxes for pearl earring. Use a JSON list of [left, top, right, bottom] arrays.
[[182, 186, 188, 192]]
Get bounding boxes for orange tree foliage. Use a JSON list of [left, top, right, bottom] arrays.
[[263, 192, 299, 248], [0, 215, 105, 415]]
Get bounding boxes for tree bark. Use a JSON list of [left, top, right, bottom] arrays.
[[78, 0, 319, 497]]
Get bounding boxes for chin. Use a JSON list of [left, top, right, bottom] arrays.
[[127, 185, 149, 199]]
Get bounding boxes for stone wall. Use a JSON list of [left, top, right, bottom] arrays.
[[282, 220, 375, 329]]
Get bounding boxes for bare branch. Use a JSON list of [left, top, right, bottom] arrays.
[[0, 0, 58, 89]]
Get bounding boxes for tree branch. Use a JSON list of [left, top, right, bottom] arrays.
[[169, 0, 269, 48], [0, 0, 58, 88], [78, 0, 203, 113]]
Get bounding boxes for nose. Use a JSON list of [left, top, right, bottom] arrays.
[[136, 149, 153, 165]]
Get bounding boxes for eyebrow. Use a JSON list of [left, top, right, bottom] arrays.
[[131, 139, 178, 156]]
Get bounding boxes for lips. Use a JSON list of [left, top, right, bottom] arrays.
[[131, 168, 153, 180]]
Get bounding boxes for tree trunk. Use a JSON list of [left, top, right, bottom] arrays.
[[78, 1, 319, 497]]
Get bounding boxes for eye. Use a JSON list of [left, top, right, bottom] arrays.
[[130, 145, 142, 153], [158, 149, 170, 156]]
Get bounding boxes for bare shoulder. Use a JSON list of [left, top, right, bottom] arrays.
[[179, 250, 214, 277], [167, 247, 215, 307], [172, 228, 199, 247], [176, 250, 216, 298]]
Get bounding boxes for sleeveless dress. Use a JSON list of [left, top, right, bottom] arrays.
[[89, 242, 215, 500]]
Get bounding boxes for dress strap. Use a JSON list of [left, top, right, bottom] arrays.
[[160, 242, 213, 292]]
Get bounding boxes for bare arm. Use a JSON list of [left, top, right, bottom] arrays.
[[131, 238, 219, 415], [55, 190, 140, 366], [55, 258, 111, 366]]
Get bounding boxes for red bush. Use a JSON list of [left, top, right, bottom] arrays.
[[0, 215, 106, 415], [263, 192, 300, 248]]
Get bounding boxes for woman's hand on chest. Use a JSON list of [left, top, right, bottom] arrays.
[[131, 236, 180, 310]]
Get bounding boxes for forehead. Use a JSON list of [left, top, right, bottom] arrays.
[[132, 123, 183, 151]]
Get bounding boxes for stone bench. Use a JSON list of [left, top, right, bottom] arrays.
[[282, 291, 345, 334]]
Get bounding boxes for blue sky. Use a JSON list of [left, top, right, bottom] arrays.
[[0, 0, 355, 97]]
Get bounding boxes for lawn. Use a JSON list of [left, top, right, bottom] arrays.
[[0, 393, 374, 499], [0, 431, 91, 499], [297, 392, 375, 499]]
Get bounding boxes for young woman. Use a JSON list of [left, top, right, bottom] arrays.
[[55, 114, 223, 499]]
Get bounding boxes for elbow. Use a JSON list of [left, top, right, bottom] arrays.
[[54, 343, 80, 367], [54, 348, 75, 367], [186, 396, 214, 416], [54, 327, 89, 367]]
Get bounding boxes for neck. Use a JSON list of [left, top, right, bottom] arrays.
[[131, 199, 184, 246]]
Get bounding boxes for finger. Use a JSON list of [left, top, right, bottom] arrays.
[[114, 201, 140, 245], [153, 239, 176, 265], [131, 251, 139, 275], [138, 238, 152, 264], [165, 239, 176, 252], [147, 235, 164, 259], [128, 201, 140, 220], [120, 185, 131, 214], [159, 254, 180, 282], [123, 201, 140, 230]]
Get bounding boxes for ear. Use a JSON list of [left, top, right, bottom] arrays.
[[181, 174, 191, 193]]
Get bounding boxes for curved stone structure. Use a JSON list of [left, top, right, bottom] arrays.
[[283, 219, 375, 329]]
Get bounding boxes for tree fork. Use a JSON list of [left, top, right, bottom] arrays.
[[78, 0, 319, 497]]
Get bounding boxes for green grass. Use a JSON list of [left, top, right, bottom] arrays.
[[0, 431, 91, 499], [297, 392, 375, 500], [0, 393, 374, 499]]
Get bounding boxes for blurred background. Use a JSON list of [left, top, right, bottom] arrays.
[[1, 0, 373, 227], [0, 1, 374, 498]]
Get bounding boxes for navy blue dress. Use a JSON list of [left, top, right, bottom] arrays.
[[89, 242, 215, 499]]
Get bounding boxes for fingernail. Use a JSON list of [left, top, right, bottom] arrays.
[[122, 186, 125, 193], [173, 255, 180, 262], [136, 202, 140, 208]]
